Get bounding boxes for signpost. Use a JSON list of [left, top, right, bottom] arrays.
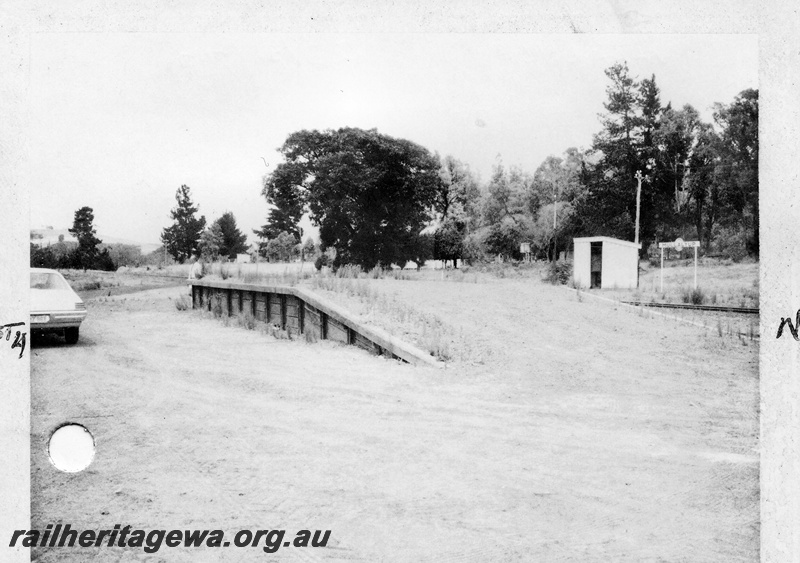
[[520, 242, 531, 263], [634, 170, 643, 245], [657, 238, 700, 292]]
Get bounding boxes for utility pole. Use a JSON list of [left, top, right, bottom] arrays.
[[634, 170, 643, 245], [552, 181, 559, 262]]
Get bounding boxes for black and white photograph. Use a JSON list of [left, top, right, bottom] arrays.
[[4, 3, 795, 561]]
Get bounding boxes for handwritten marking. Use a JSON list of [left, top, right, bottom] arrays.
[[1, 322, 27, 359], [777, 311, 800, 341]]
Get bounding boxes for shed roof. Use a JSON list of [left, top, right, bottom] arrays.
[[573, 236, 641, 249]]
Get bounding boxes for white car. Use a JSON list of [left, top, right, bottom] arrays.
[[30, 268, 87, 344]]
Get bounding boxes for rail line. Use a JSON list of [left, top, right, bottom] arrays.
[[621, 301, 759, 315]]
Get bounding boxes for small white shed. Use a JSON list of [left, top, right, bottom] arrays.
[[573, 236, 641, 289], [236, 253, 252, 264]]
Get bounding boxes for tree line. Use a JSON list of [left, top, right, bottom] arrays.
[[256, 62, 757, 268], [159, 184, 317, 265], [159, 184, 251, 263], [37, 61, 755, 272]]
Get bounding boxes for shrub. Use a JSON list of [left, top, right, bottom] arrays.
[[79, 280, 103, 291], [461, 233, 488, 265], [681, 286, 706, 305], [709, 224, 750, 261], [545, 260, 572, 285], [314, 254, 330, 271], [175, 295, 190, 311], [190, 261, 205, 280], [742, 288, 759, 307]]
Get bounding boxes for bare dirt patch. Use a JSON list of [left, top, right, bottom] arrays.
[[31, 278, 758, 561]]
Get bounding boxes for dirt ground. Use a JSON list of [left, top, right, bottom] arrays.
[[30, 277, 758, 562]]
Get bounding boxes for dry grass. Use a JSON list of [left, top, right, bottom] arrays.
[[304, 267, 481, 362], [600, 260, 758, 308], [236, 311, 257, 330], [595, 259, 760, 339], [59, 270, 121, 291], [181, 257, 760, 353], [126, 260, 309, 280]]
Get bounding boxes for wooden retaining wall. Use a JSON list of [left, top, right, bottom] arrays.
[[189, 280, 442, 368]]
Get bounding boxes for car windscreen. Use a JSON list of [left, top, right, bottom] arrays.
[[30, 272, 71, 290]]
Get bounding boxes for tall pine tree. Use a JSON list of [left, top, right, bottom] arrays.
[[214, 211, 249, 260], [161, 185, 206, 263], [578, 62, 666, 254]]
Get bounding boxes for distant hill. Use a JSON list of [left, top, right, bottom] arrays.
[[30, 227, 160, 254]]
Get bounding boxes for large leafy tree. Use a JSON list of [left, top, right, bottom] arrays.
[[713, 88, 758, 256], [263, 128, 441, 269], [530, 150, 587, 260], [213, 211, 249, 260], [484, 217, 524, 260], [654, 104, 702, 218], [255, 164, 305, 242], [433, 218, 466, 268], [481, 161, 531, 229], [684, 123, 724, 251], [161, 185, 206, 263], [431, 155, 480, 268], [435, 155, 481, 224]]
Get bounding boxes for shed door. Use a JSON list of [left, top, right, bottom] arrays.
[[590, 242, 602, 288]]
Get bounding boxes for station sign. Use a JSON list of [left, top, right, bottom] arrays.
[[657, 238, 701, 292], [658, 237, 700, 251]]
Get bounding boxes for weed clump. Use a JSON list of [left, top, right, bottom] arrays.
[[681, 286, 706, 305], [175, 294, 190, 311], [237, 311, 256, 330], [545, 261, 572, 285], [314, 254, 330, 271], [304, 328, 319, 344], [211, 297, 223, 318], [267, 324, 291, 340]]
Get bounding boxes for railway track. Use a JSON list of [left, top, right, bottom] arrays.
[[621, 301, 759, 315]]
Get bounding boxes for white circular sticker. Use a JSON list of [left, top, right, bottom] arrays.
[[48, 424, 95, 473]]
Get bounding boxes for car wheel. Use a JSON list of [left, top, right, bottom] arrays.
[[64, 327, 79, 344]]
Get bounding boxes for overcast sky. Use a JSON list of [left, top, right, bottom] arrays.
[[28, 33, 757, 247]]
